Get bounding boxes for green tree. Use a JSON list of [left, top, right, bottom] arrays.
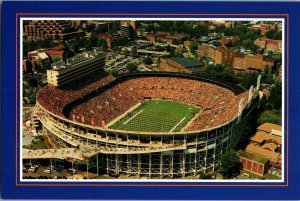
[[190, 41, 198, 55], [107, 68, 119, 76], [131, 46, 138, 57], [265, 30, 282, 40], [85, 23, 96, 32], [52, 56, 61, 62], [124, 49, 130, 56], [268, 81, 282, 110], [95, 24, 108, 33], [126, 63, 138, 72], [199, 173, 212, 179], [143, 56, 152, 65], [258, 109, 281, 125], [90, 33, 98, 47], [98, 38, 107, 50], [220, 149, 240, 179]]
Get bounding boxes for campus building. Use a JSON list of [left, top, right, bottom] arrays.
[[198, 44, 275, 72], [232, 54, 275, 72], [24, 20, 84, 40], [255, 37, 282, 52], [239, 122, 282, 175], [249, 23, 277, 35], [47, 52, 106, 86], [160, 57, 204, 73]]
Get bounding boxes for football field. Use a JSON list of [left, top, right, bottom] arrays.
[[109, 100, 199, 132]]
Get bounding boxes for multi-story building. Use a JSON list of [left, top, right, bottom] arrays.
[[243, 123, 282, 169], [198, 44, 234, 65], [24, 20, 84, 40], [232, 54, 275, 71], [249, 23, 276, 35], [47, 52, 106, 86], [215, 47, 235, 65], [255, 37, 282, 52], [198, 43, 275, 72], [218, 36, 240, 46], [121, 21, 134, 40]]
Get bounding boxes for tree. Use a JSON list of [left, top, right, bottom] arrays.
[[42, 59, 51, 70], [131, 46, 138, 57], [52, 56, 61, 62], [266, 30, 282, 40], [95, 24, 108, 33], [85, 23, 96, 32], [98, 38, 107, 49], [268, 81, 282, 110], [220, 149, 240, 179], [90, 33, 98, 47], [124, 49, 130, 56], [107, 68, 119, 76], [126, 63, 138, 72], [190, 41, 198, 55], [199, 173, 212, 179], [143, 56, 152, 65], [258, 109, 281, 125]]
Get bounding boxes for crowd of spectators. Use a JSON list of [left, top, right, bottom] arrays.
[[36, 72, 115, 117], [66, 76, 249, 131]]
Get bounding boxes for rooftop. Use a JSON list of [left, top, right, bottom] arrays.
[[250, 131, 282, 145], [246, 144, 281, 162], [169, 57, 202, 68], [257, 123, 282, 134], [238, 150, 269, 164]]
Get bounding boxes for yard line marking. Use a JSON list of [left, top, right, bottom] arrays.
[[123, 110, 144, 125], [169, 116, 186, 132]]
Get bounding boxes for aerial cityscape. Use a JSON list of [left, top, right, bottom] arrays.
[[21, 19, 283, 180]]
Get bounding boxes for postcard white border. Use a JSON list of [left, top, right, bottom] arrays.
[[19, 17, 285, 183]]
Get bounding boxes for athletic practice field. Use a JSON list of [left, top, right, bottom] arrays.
[[109, 100, 199, 132]]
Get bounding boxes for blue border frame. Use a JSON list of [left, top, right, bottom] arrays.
[[2, 1, 300, 200]]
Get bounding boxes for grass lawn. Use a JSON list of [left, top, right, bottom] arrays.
[[109, 100, 199, 132]]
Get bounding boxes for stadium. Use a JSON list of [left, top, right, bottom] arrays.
[[25, 53, 260, 179]]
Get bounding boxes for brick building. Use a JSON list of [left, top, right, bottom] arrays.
[[245, 123, 282, 169], [232, 54, 275, 71], [249, 23, 276, 35], [239, 150, 269, 176], [198, 44, 234, 65], [218, 36, 240, 46], [24, 20, 84, 40], [97, 33, 127, 49], [255, 37, 282, 52]]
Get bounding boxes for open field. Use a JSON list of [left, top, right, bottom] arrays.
[[109, 100, 199, 132]]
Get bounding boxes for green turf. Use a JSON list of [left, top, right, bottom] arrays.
[[109, 100, 199, 132]]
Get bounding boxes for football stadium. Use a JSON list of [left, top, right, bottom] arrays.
[[24, 52, 260, 179]]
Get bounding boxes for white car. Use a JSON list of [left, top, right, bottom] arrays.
[[28, 166, 37, 173]]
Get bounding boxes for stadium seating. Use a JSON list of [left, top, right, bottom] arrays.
[[60, 76, 249, 130]]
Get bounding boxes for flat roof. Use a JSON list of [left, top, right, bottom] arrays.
[[168, 57, 202, 68], [257, 123, 282, 133], [238, 150, 269, 164], [246, 144, 280, 162], [251, 131, 281, 145]]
